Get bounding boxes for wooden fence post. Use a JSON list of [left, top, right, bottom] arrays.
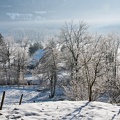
[[19, 94, 23, 105], [0, 91, 5, 110]]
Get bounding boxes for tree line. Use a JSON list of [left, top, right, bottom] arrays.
[[0, 21, 120, 102], [37, 22, 120, 102]]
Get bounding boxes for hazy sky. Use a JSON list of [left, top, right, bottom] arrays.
[[0, 0, 120, 23], [78, 0, 120, 25], [0, 0, 120, 33]]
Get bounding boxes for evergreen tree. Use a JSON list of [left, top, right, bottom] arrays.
[[29, 42, 43, 56]]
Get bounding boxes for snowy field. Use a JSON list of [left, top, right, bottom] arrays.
[[0, 86, 51, 105], [0, 101, 120, 120], [0, 87, 120, 120]]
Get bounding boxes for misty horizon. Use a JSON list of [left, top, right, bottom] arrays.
[[0, 0, 120, 35]]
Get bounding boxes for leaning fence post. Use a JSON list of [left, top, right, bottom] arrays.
[[0, 91, 5, 110], [19, 94, 23, 105]]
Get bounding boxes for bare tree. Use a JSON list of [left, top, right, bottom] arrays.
[[13, 38, 29, 86], [0, 33, 8, 85], [80, 35, 107, 101], [37, 39, 58, 98], [60, 22, 108, 101], [61, 21, 87, 79], [60, 21, 89, 100], [4, 36, 16, 85], [104, 34, 120, 103]]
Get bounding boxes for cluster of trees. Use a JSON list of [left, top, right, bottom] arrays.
[[36, 22, 120, 102], [0, 21, 120, 103], [0, 33, 29, 85], [61, 22, 120, 102], [0, 32, 45, 86]]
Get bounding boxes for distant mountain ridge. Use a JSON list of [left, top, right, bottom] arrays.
[[0, 0, 82, 22]]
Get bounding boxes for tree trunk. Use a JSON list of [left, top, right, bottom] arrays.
[[53, 71, 57, 97], [49, 75, 54, 98], [49, 71, 57, 98], [88, 85, 92, 101]]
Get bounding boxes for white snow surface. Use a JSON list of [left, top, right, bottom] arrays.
[[0, 101, 120, 120], [0, 87, 120, 120]]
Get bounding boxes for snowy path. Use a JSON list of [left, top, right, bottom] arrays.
[[0, 101, 120, 120]]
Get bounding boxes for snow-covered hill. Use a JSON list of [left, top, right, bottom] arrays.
[[0, 101, 120, 120], [28, 49, 45, 69], [0, 86, 119, 120], [30, 49, 45, 64]]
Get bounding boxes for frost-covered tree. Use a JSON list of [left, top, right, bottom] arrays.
[[14, 39, 29, 85], [60, 21, 89, 100], [0, 33, 8, 84], [0, 33, 7, 63], [37, 39, 58, 98], [80, 35, 107, 101], [60, 22, 108, 101], [104, 34, 120, 103]]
